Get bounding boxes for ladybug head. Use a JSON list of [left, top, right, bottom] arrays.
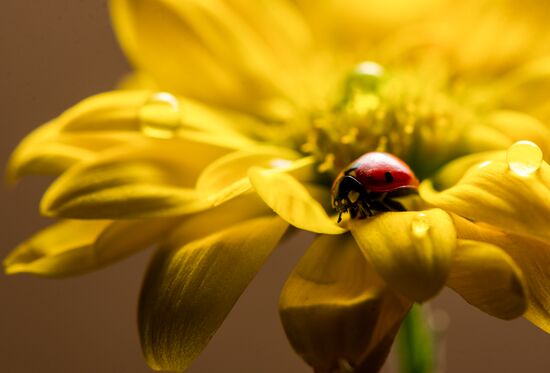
[[331, 175, 365, 222]]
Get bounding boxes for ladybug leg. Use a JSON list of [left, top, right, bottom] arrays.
[[355, 199, 373, 219], [349, 206, 358, 219], [379, 192, 408, 212], [374, 193, 396, 212], [383, 198, 406, 212], [363, 200, 374, 217], [337, 209, 345, 223]]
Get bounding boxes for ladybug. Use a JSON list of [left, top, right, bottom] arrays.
[[331, 152, 419, 223]]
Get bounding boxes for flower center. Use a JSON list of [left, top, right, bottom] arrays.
[[301, 62, 478, 181]]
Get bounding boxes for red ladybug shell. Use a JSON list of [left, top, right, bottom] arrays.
[[336, 152, 419, 193]]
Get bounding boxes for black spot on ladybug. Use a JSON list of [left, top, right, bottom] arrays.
[[384, 171, 394, 183]]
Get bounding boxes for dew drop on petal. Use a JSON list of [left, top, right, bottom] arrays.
[[345, 61, 385, 94], [270, 159, 293, 169], [139, 92, 182, 139], [507, 140, 543, 176], [354, 61, 385, 79], [411, 212, 431, 238]]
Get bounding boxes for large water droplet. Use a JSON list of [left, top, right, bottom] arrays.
[[411, 212, 430, 238], [341, 61, 385, 105], [139, 92, 181, 139], [507, 140, 543, 176], [354, 61, 385, 79], [348, 61, 385, 90]]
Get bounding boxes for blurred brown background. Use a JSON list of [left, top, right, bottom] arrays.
[[1, 1, 549, 372]]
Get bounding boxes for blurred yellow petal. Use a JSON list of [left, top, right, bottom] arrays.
[[351, 209, 456, 302], [4, 219, 173, 277], [117, 71, 159, 91], [430, 151, 504, 191], [56, 90, 257, 147], [421, 158, 550, 243], [42, 139, 228, 219], [296, 0, 440, 51], [452, 216, 550, 332], [7, 90, 261, 182], [195, 146, 300, 206], [447, 239, 527, 320], [280, 234, 410, 372], [496, 57, 550, 119], [139, 215, 288, 371], [56, 90, 149, 132], [110, 0, 312, 116], [488, 111, 550, 156], [460, 123, 512, 153], [249, 166, 345, 235], [165, 192, 272, 247]]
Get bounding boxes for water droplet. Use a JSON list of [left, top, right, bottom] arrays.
[[139, 92, 181, 139], [354, 61, 385, 80], [270, 159, 293, 169], [342, 61, 385, 103], [411, 212, 430, 238], [507, 140, 543, 176]]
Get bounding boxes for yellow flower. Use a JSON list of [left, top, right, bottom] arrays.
[[5, 0, 550, 372]]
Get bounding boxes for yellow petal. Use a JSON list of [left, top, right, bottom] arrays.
[[42, 139, 228, 219], [496, 57, 550, 119], [165, 193, 273, 247], [8, 89, 263, 182], [248, 167, 345, 235], [110, 0, 311, 116], [447, 239, 527, 320], [195, 146, 300, 206], [421, 158, 550, 243], [3, 219, 173, 277], [488, 111, 550, 156], [139, 215, 288, 371], [57, 90, 149, 132], [280, 234, 411, 372], [452, 216, 550, 333], [430, 151, 504, 191], [6, 116, 132, 182], [59, 90, 257, 148], [351, 209, 456, 302]]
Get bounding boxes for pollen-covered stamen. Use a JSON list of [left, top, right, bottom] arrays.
[[302, 62, 478, 180]]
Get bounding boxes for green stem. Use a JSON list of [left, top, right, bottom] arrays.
[[397, 304, 435, 373]]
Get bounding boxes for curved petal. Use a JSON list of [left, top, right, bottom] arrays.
[[495, 57, 550, 120], [41, 139, 229, 219], [110, 0, 314, 116], [421, 158, 550, 243], [351, 209, 456, 302], [295, 0, 440, 53], [195, 146, 300, 206], [6, 118, 140, 182], [430, 151, 504, 191], [7, 90, 261, 182], [248, 167, 345, 235], [487, 111, 550, 156], [59, 90, 260, 146], [452, 216, 550, 332], [3, 218, 174, 277], [164, 192, 273, 247], [139, 215, 288, 371], [280, 234, 410, 372], [447, 239, 527, 320]]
